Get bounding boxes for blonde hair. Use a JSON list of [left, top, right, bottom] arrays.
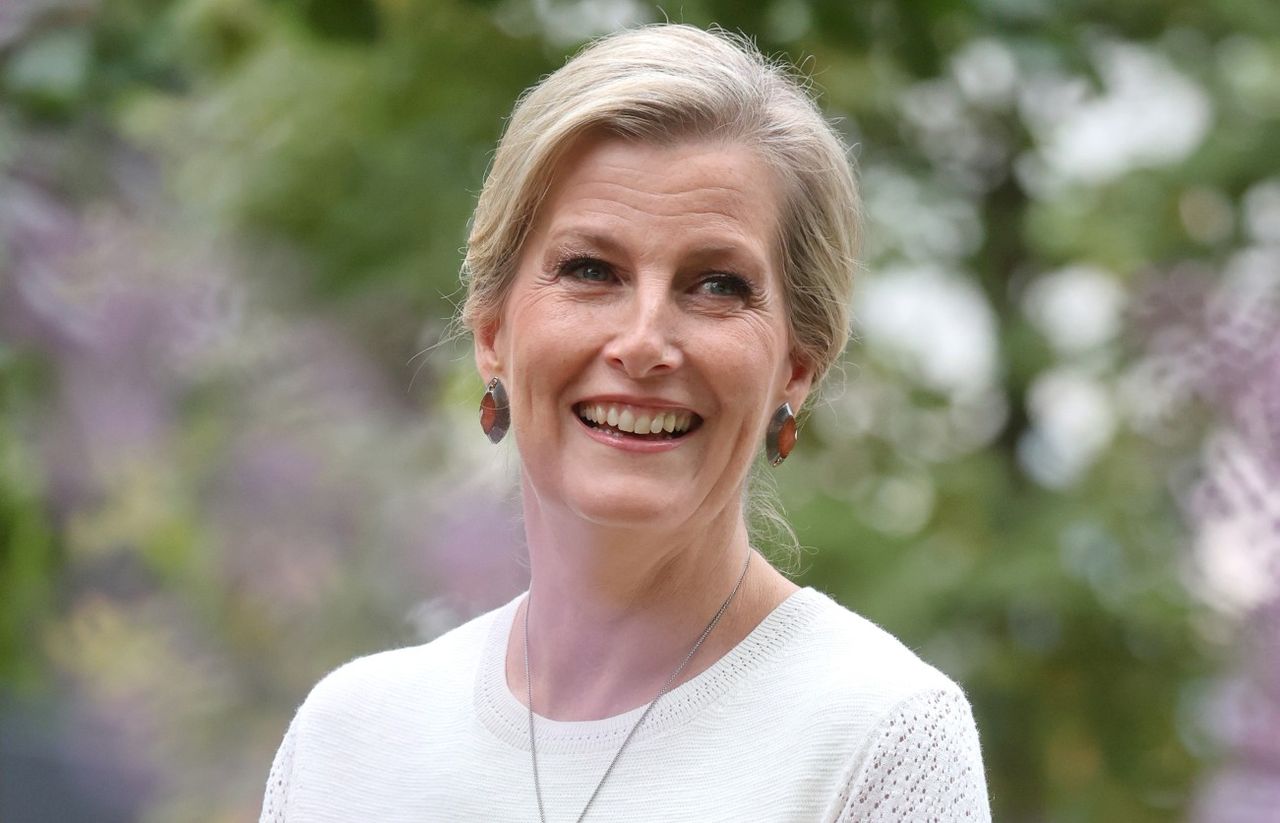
[[461, 23, 860, 388]]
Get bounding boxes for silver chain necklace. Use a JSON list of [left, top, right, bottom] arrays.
[[523, 550, 752, 823]]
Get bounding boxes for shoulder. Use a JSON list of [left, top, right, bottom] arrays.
[[780, 590, 990, 821], [784, 587, 966, 713], [292, 596, 514, 737], [258, 600, 516, 821], [738, 587, 975, 764]]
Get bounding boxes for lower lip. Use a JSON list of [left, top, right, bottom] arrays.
[[575, 415, 690, 453]]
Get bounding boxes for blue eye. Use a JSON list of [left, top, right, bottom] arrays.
[[562, 258, 612, 282], [699, 274, 753, 299]]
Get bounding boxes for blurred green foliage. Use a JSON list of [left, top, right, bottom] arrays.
[[4, 0, 1279, 820], [0, 349, 58, 690]]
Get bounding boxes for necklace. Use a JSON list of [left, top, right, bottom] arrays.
[[522, 549, 752, 823]]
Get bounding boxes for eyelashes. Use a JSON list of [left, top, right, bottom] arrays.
[[698, 273, 755, 300], [551, 254, 759, 303], [556, 255, 614, 283]]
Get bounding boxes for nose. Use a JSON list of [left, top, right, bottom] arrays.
[[602, 285, 683, 379]]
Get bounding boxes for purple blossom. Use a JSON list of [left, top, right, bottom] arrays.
[[1134, 249, 1280, 821]]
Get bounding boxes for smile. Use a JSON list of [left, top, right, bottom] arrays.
[[573, 402, 701, 441]]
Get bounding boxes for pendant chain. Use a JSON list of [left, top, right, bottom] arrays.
[[523, 550, 752, 823]]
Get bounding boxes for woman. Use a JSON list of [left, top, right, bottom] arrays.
[[261, 24, 990, 822]]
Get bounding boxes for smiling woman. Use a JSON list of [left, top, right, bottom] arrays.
[[259, 24, 990, 823], [485, 136, 797, 530]]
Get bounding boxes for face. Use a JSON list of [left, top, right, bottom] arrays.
[[475, 135, 813, 531]]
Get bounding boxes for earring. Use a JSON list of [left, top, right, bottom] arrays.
[[765, 402, 797, 466], [479, 377, 510, 444]]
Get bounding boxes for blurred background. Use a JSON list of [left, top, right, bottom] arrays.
[[2, 0, 1278, 820]]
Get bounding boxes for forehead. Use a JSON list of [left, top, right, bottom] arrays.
[[527, 135, 781, 265]]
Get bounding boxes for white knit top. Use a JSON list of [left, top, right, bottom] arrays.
[[259, 587, 991, 822]]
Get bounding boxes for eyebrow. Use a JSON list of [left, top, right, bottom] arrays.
[[540, 226, 771, 276], [540, 227, 625, 259]]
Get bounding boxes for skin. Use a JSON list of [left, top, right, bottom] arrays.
[[475, 134, 814, 721]]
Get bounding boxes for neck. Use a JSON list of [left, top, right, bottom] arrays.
[[507, 478, 797, 721]]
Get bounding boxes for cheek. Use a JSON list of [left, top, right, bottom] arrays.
[[503, 290, 574, 358], [504, 295, 599, 412], [692, 321, 789, 397]]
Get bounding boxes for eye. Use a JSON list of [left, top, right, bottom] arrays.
[[697, 273, 754, 300], [560, 257, 614, 283]]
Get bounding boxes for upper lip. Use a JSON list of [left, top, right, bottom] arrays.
[[573, 395, 700, 415]]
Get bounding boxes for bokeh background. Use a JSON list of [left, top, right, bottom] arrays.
[[2, 0, 1279, 820]]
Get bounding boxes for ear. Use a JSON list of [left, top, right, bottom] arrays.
[[782, 349, 816, 411], [473, 313, 506, 381]]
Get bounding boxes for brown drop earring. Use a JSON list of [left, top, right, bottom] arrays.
[[479, 377, 510, 444], [766, 402, 797, 466]]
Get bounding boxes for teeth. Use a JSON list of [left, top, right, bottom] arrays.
[[578, 403, 696, 435]]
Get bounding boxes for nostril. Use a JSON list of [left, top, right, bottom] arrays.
[[605, 344, 681, 378], [602, 313, 681, 377]]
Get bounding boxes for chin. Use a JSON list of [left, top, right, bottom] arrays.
[[561, 477, 695, 531]]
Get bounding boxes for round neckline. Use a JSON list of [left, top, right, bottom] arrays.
[[473, 586, 823, 754]]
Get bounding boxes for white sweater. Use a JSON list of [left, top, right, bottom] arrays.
[[260, 587, 991, 822]]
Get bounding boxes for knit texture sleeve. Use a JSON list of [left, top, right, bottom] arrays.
[[259, 714, 300, 823], [831, 688, 991, 823]]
